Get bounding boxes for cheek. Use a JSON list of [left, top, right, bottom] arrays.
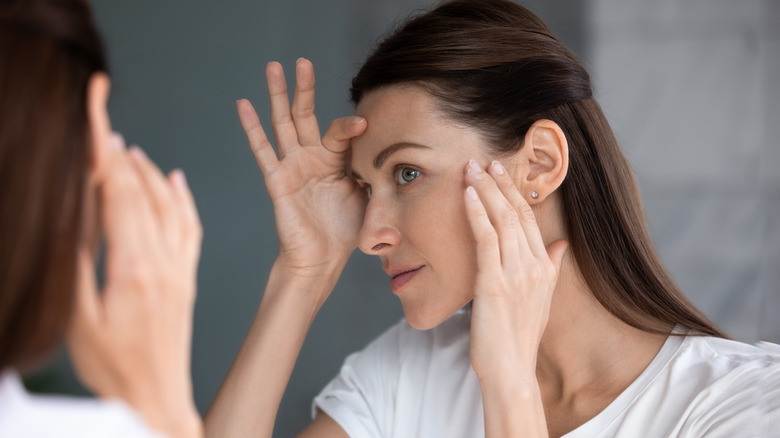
[[424, 178, 479, 286]]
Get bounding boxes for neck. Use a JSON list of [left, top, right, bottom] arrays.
[[534, 253, 668, 404]]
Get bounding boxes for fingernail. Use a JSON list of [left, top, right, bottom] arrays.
[[351, 117, 365, 125], [129, 147, 146, 162], [171, 169, 188, 189], [296, 57, 306, 63], [467, 159, 482, 180], [492, 160, 505, 175], [466, 186, 478, 200]]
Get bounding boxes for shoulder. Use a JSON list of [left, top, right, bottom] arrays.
[[676, 334, 780, 373], [312, 310, 474, 437], [311, 317, 415, 436], [0, 370, 162, 438], [669, 334, 780, 399], [669, 336, 780, 436]]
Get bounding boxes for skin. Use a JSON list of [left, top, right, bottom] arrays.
[[206, 60, 668, 438], [350, 85, 487, 329], [65, 73, 204, 438]]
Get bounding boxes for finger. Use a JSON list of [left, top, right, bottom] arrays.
[[237, 99, 280, 176], [321, 116, 367, 154], [266, 61, 299, 156], [546, 240, 569, 274], [128, 147, 178, 247], [463, 185, 502, 276], [168, 169, 203, 264], [100, 144, 160, 267], [91, 132, 125, 186], [486, 160, 548, 258], [291, 58, 321, 146], [465, 160, 525, 264]]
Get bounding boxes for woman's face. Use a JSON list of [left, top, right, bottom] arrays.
[[351, 85, 495, 330]]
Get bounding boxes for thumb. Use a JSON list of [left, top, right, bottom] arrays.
[[546, 239, 569, 274], [321, 116, 367, 153]]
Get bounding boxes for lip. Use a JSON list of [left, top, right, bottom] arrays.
[[386, 265, 424, 294]]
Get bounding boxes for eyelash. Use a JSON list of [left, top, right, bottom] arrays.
[[358, 166, 421, 198], [395, 166, 421, 185]]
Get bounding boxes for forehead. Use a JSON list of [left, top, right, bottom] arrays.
[[350, 86, 483, 170], [354, 85, 448, 135]]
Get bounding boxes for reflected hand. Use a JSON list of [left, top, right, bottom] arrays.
[[67, 134, 202, 437], [238, 59, 367, 278]]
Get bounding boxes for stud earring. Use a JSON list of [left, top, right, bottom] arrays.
[[531, 191, 539, 199]]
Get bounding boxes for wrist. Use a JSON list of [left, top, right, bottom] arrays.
[[472, 346, 538, 385], [130, 393, 201, 438], [478, 368, 540, 399], [268, 255, 346, 300], [155, 407, 202, 438], [169, 408, 203, 438], [273, 249, 350, 276], [479, 369, 547, 437], [120, 372, 201, 437]]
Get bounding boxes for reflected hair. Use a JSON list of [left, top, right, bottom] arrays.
[[351, 0, 725, 337], [0, 0, 107, 369]]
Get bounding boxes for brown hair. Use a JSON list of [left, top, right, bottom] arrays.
[[0, 0, 107, 370], [351, 0, 726, 337]]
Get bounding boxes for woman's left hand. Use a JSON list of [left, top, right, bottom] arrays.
[[67, 134, 203, 437], [463, 159, 568, 436]]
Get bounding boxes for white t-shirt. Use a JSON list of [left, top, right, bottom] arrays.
[[0, 369, 163, 437], [313, 311, 780, 437]]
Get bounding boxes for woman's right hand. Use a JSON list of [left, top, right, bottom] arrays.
[[237, 59, 367, 279], [203, 62, 366, 437]]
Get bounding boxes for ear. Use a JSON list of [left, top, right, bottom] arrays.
[[86, 72, 112, 179], [511, 119, 569, 203]]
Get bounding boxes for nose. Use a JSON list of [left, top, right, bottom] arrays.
[[358, 196, 401, 255]]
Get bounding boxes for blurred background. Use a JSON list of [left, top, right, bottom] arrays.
[[26, 0, 778, 436]]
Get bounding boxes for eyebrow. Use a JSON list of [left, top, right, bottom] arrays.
[[352, 142, 431, 181], [376, 142, 430, 168]]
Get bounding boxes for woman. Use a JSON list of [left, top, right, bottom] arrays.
[[0, 0, 203, 436], [206, 0, 779, 436]]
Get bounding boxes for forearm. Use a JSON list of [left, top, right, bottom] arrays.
[[204, 258, 345, 438], [480, 371, 548, 438]]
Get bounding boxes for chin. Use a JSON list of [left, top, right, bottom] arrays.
[[401, 302, 463, 331]]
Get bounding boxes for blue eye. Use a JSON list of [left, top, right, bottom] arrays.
[[396, 167, 420, 185]]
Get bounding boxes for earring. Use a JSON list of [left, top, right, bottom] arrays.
[[531, 191, 539, 199]]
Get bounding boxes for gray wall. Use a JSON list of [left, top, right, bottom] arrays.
[[588, 0, 779, 342], [29, 1, 773, 437]]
